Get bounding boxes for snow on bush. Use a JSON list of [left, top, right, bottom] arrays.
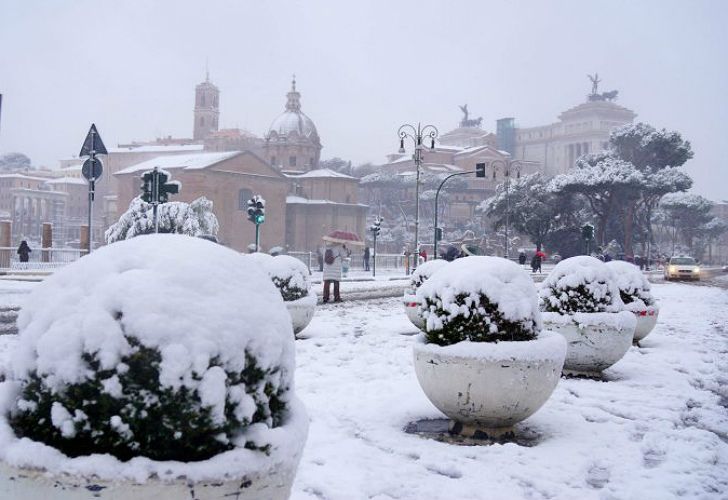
[[4, 234, 299, 464], [410, 259, 448, 290], [105, 196, 219, 243], [265, 255, 311, 302], [417, 256, 540, 345], [539, 256, 623, 314], [605, 260, 654, 308]]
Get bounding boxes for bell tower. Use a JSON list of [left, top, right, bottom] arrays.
[[193, 69, 220, 141]]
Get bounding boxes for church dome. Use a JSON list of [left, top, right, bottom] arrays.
[[266, 77, 320, 143]]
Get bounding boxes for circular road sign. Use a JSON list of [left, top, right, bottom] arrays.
[[82, 157, 104, 181]]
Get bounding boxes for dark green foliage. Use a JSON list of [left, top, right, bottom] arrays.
[[10, 339, 285, 462], [424, 292, 537, 346], [541, 283, 613, 314], [618, 288, 653, 307], [272, 276, 308, 301]]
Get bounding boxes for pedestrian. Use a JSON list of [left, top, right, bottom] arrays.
[[403, 247, 411, 275], [363, 246, 371, 271], [518, 250, 526, 266], [17, 240, 31, 265], [531, 252, 542, 273], [317, 247, 324, 272], [419, 248, 427, 263], [322, 244, 344, 303]]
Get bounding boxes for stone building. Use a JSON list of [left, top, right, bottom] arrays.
[[509, 77, 636, 175]]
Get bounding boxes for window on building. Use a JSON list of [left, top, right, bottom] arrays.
[[289, 156, 297, 167], [199, 116, 204, 126], [201, 94, 206, 106], [238, 188, 253, 211], [271, 156, 277, 166]]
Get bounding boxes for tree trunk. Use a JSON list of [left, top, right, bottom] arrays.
[[623, 203, 635, 257]]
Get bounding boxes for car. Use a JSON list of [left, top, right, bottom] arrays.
[[664, 256, 700, 281]]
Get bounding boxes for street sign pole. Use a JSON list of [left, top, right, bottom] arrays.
[[80, 124, 107, 253], [152, 167, 160, 234]]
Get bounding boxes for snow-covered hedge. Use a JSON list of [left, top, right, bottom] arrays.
[[417, 257, 540, 346], [410, 259, 448, 289], [605, 260, 654, 308], [266, 255, 311, 302], [539, 256, 623, 314], [105, 196, 219, 243], [4, 234, 298, 464]]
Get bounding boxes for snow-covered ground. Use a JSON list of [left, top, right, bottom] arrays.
[[291, 282, 728, 499], [0, 280, 726, 498]]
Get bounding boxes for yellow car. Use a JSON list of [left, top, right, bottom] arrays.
[[664, 256, 700, 281]]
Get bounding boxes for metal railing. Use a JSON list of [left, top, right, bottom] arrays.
[[287, 251, 414, 273], [0, 247, 83, 271]]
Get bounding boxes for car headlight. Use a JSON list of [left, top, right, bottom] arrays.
[[669, 266, 677, 273], [693, 267, 700, 273]]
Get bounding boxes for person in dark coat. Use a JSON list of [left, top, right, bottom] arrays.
[[531, 253, 542, 273], [518, 251, 526, 266], [363, 246, 371, 271], [17, 240, 31, 263]]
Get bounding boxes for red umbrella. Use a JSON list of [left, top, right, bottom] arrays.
[[535, 250, 547, 259], [322, 230, 365, 246]]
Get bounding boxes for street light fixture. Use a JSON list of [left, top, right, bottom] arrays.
[[397, 122, 438, 269], [489, 159, 522, 259]]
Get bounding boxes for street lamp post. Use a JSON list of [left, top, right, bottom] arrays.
[[433, 171, 476, 258], [672, 216, 680, 256], [398, 123, 438, 270], [489, 159, 522, 259]]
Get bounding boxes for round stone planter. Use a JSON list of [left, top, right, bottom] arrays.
[[630, 305, 659, 343], [403, 292, 425, 331], [412, 331, 566, 436], [285, 292, 317, 336], [542, 311, 636, 377], [0, 395, 309, 500]]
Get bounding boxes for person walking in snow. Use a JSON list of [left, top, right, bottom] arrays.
[[17, 240, 31, 265], [531, 252, 543, 273], [363, 246, 370, 271], [322, 243, 345, 302]]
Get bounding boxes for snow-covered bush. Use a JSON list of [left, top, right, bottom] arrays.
[[410, 259, 448, 289], [539, 256, 623, 314], [417, 257, 540, 346], [605, 260, 654, 307], [266, 255, 311, 301], [105, 196, 219, 243], [4, 234, 298, 464]]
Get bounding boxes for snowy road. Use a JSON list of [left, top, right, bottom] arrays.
[[292, 283, 728, 500]]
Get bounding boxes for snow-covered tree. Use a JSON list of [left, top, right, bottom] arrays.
[[0, 152, 32, 171], [659, 193, 715, 256], [105, 196, 219, 243]]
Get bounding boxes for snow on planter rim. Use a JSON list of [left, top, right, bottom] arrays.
[[413, 330, 566, 362], [539, 255, 624, 313], [409, 259, 448, 289], [416, 256, 541, 333], [0, 234, 308, 481], [542, 310, 637, 331]]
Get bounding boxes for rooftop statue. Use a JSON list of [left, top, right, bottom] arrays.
[[459, 104, 483, 128], [587, 74, 619, 102]]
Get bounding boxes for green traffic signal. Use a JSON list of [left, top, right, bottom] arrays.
[[255, 214, 265, 224]]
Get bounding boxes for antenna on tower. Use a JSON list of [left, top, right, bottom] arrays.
[[205, 58, 210, 82]]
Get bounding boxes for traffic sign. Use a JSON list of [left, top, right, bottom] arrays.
[[82, 157, 103, 181], [79, 124, 108, 157]]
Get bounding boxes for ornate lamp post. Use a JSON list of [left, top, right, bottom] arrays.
[[489, 159, 522, 259], [398, 123, 438, 269]]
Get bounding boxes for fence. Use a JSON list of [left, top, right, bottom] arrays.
[[288, 251, 414, 273], [0, 247, 84, 271]]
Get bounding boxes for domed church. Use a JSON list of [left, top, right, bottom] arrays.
[[264, 76, 322, 174]]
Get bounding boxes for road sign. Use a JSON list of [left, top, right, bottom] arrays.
[[79, 123, 108, 157], [82, 157, 103, 181]]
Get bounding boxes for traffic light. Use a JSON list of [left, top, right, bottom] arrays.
[[370, 217, 382, 235], [581, 223, 595, 241], [435, 227, 443, 241], [475, 162, 486, 178], [140, 168, 180, 204], [247, 195, 265, 225]]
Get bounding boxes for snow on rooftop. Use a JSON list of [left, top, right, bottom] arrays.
[[109, 144, 204, 154], [45, 177, 87, 185], [289, 168, 357, 180], [286, 196, 367, 207], [116, 151, 241, 175]]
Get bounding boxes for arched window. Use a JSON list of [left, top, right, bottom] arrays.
[[201, 94, 206, 106], [238, 188, 253, 211], [199, 116, 204, 126]]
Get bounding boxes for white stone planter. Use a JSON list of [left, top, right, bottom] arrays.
[[0, 394, 309, 500], [286, 291, 317, 335], [412, 331, 566, 435], [630, 305, 659, 343], [542, 311, 636, 377], [403, 292, 425, 331]]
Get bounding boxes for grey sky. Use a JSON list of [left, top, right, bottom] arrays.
[[1, 0, 726, 200]]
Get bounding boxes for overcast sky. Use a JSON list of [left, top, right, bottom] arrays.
[[1, 0, 726, 200]]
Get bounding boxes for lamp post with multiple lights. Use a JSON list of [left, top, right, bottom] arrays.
[[397, 123, 438, 269]]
